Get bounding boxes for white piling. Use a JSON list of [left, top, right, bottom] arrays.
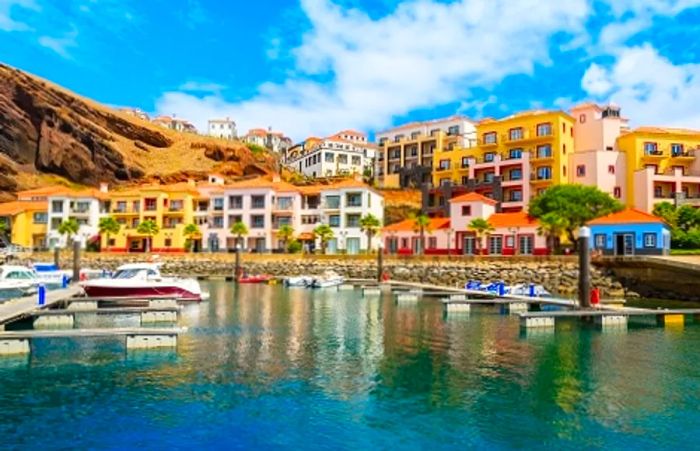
[[33, 315, 75, 329], [595, 315, 628, 330], [396, 293, 419, 302], [501, 303, 529, 315], [149, 299, 178, 309], [0, 339, 30, 355], [67, 301, 98, 311], [337, 284, 355, 291], [126, 334, 177, 349], [140, 311, 178, 324], [520, 316, 555, 329], [362, 287, 381, 296]]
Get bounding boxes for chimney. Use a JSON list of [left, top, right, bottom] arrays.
[[272, 173, 281, 183], [99, 182, 109, 193]]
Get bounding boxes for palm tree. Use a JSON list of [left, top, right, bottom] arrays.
[[277, 224, 295, 253], [136, 219, 159, 253], [230, 221, 248, 249], [313, 224, 334, 254], [0, 221, 8, 241], [411, 213, 431, 255], [183, 223, 201, 253], [58, 218, 80, 247], [536, 212, 567, 255], [359, 213, 382, 253], [468, 218, 494, 255], [98, 217, 121, 252]]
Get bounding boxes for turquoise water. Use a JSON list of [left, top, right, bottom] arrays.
[[0, 282, 699, 450]]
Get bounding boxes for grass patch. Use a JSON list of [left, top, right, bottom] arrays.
[[670, 249, 700, 255]]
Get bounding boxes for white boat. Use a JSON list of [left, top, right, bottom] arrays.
[[311, 271, 345, 289], [464, 280, 551, 298], [80, 262, 208, 302], [0, 265, 40, 296], [284, 276, 313, 287]]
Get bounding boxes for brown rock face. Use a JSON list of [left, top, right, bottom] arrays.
[[0, 64, 275, 198]]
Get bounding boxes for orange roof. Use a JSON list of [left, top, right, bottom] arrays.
[[449, 192, 498, 205], [224, 176, 300, 192], [383, 217, 450, 232], [113, 182, 199, 197], [587, 208, 665, 225], [298, 232, 314, 240], [0, 201, 47, 216], [487, 211, 538, 228], [631, 126, 700, 136], [18, 186, 108, 200]]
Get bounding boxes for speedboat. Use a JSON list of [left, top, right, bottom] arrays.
[[80, 263, 207, 302], [0, 265, 40, 296], [311, 271, 345, 289], [464, 280, 551, 297], [238, 274, 273, 284], [33, 263, 72, 286], [284, 276, 313, 287]]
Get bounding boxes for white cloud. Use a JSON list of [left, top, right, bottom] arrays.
[[156, 0, 591, 139], [581, 63, 614, 96], [0, 0, 39, 32], [178, 81, 227, 94], [581, 44, 700, 127], [38, 26, 78, 59]]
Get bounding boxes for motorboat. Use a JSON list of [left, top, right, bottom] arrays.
[[33, 263, 72, 286], [310, 271, 345, 289], [0, 265, 40, 296], [80, 263, 207, 301], [283, 276, 313, 287], [238, 274, 273, 284], [464, 280, 551, 297]]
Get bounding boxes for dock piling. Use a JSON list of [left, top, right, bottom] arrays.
[[72, 239, 81, 284], [579, 227, 591, 309]]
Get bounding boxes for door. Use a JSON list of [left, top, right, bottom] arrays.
[[614, 233, 634, 256], [463, 237, 475, 255], [623, 234, 635, 255], [255, 238, 266, 253], [518, 235, 533, 255], [327, 238, 338, 254], [346, 237, 360, 255]]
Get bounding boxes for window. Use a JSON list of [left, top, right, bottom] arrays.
[[608, 165, 615, 174], [411, 131, 421, 139], [447, 125, 460, 136], [509, 148, 522, 159], [132, 201, 140, 213], [483, 132, 497, 144], [537, 123, 552, 136], [251, 195, 265, 209], [462, 205, 472, 216], [509, 190, 522, 202], [428, 237, 437, 249], [51, 200, 63, 213], [228, 215, 242, 226], [644, 142, 658, 154], [440, 178, 451, 186], [576, 165, 586, 177], [509, 168, 522, 181], [115, 201, 127, 213], [613, 187, 621, 199], [346, 193, 362, 207], [439, 159, 450, 170], [537, 166, 552, 180], [506, 236, 515, 248], [329, 215, 341, 227], [164, 238, 172, 247], [671, 143, 684, 156], [302, 215, 320, 225], [595, 234, 606, 249], [144, 198, 157, 211], [562, 123, 567, 133], [484, 172, 495, 183], [644, 233, 657, 248], [212, 216, 224, 229], [338, 154, 348, 164], [229, 195, 242, 209], [275, 216, 292, 227], [409, 147, 418, 157], [213, 198, 224, 211], [33, 212, 47, 224], [488, 236, 503, 255], [401, 238, 409, 248], [461, 176, 469, 185], [251, 215, 265, 228], [654, 186, 662, 198], [536, 145, 552, 158], [563, 144, 567, 154], [563, 165, 567, 177], [509, 127, 523, 141], [169, 200, 183, 211], [579, 114, 586, 123], [276, 196, 293, 210], [351, 156, 361, 165], [346, 214, 361, 228], [430, 128, 440, 136], [484, 152, 496, 162], [461, 156, 470, 168]]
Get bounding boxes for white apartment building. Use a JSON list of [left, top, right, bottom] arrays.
[[242, 128, 293, 153], [207, 118, 237, 140], [45, 186, 110, 249], [285, 130, 377, 179]]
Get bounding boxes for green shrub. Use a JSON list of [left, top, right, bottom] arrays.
[[287, 240, 303, 254]]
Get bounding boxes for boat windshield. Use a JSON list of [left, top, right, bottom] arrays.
[[112, 269, 159, 279]]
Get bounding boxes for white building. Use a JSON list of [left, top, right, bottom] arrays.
[[285, 130, 377, 179], [243, 128, 293, 153], [207, 118, 237, 140], [45, 185, 110, 249], [152, 116, 197, 134]]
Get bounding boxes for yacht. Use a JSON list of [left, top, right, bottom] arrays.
[[0, 265, 39, 296]]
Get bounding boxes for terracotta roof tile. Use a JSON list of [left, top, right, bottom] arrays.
[[0, 201, 47, 216], [383, 217, 450, 232], [587, 208, 665, 225], [449, 192, 498, 205], [487, 211, 538, 228]]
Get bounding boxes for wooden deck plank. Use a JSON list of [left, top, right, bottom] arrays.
[[0, 287, 82, 325]]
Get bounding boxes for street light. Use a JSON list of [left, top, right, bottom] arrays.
[[578, 226, 591, 308]]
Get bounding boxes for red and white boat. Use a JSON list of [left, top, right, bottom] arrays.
[[80, 263, 208, 302], [238, 274, 273, 284]]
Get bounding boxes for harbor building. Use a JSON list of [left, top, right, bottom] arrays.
[[375, 116, 477, 189], [587, 209, 671, 256], [0, 201, 47, 250], [242, 128, 293, 153], [44, 186, 110, 249], [285, 130, 377, 178], [207, 118, 237, 140]]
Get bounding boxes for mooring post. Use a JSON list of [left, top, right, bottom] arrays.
[[72, 239, 81, 284], [53, 246, 60, 269], [377, 241, 384, 282], [578, 226, 591, 309]]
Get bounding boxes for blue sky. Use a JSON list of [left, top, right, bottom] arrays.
[[2, 0, 700, 140]]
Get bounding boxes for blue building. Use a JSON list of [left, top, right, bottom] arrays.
[[587, 209, 670, 256]]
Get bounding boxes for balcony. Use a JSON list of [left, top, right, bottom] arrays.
[[112, 207, 139, 215], [70, 208, 90, 215], [670, 150, 696, 160], [479, 138, 498, 148], [502, 127, 553, 146], [435, 165, 451, 173], [641, 150, 665, 161], [530, 173, 553, 185], [531, 152, 553, 162]]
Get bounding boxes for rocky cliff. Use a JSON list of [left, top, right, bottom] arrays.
[[0, 64, 276, 200]]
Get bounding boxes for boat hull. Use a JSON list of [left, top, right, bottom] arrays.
[[82, 285, 202, 302]]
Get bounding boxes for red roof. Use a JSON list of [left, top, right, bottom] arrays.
[[487, 211, 538, 228], [587, 208, 665, 225], [449, 192, 498, 205], [383, 217, 450, 232]]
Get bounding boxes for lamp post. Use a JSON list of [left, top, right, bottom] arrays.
[[578, 226, 591, 309], [447, 228, 453, 258], [234, 243, 241, 280]]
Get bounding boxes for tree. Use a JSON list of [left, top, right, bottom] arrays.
[[410, 213, 431, 255], [359, 213, 382, 252], [652, 202, 676, 227], [529, 184, 622, 251], [58, 218, 80, 246], [468, 218, 494, 255], [313, 224, 334, 254], [0, 220, 8, 240], [183, 223, 201, 253], [137, 219, 159, 253], [230, 221, 248, 249], [98, 217, 121, 252], [536, 212, 568, 254], [277, 224, 295, 253], [652, 202, 700, 249], [676, 205, 700, 232]]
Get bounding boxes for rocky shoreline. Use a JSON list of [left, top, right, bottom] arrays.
[[44, 254, 631, 299]]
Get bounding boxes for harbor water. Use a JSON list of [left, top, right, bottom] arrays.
[[0, 281, 698, 449]]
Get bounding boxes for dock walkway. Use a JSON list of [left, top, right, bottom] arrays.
[[0, 287, 81, 327]]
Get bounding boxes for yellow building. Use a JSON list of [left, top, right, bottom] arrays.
[[106, 183, 198, 252], [616, 127, 700, 211], [428, 110, 575, 213], [0, 201, 48, 249]]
